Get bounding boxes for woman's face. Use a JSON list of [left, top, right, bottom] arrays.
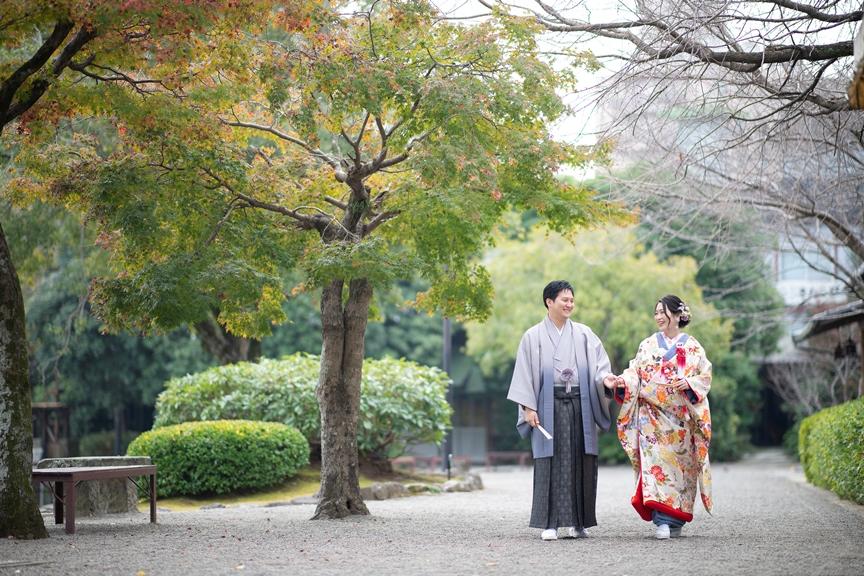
[[654, 302, 679, 331]]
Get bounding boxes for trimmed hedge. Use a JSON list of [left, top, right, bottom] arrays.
[[153, 353, 452, 460], [127, 420, 310, 497], [799, 397, 864, 505]]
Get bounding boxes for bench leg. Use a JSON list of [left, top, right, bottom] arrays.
[[54, 481, 63, 525], [149, 473, 157, 524], [64, 481, 76, 535]]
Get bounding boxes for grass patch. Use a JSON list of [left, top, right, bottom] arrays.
[[143, 466, 446, 512]]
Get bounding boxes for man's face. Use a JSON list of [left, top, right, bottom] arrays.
[[546, 289, 574, 319]]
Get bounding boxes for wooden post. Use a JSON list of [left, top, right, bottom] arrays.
[[64, 481, 76, 534], [150, 471, 157, 524], [54, 482, 64, 525]]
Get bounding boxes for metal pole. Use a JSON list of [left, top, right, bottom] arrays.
[[442, 317, 453, 479]]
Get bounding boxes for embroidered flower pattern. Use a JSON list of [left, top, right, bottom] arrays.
[[650, 465, 667, 483], [616, 334, 713, 518]]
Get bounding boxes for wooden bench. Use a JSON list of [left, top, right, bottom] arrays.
[[414, 455, 442, 470], [391, 455, 473, 473], [32, 465, 157, 534], [390, 455, 418, 473], [486, 451, 531, 469]]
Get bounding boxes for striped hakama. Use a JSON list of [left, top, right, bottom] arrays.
[[529, 386, 599, 530]]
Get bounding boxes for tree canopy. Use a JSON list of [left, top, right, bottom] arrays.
[[8, 1, 625, 337]]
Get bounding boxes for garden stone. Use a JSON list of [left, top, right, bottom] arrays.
[[466, 473, 483, 490], [442, 473, 484, 493], [288, 496, 320, 506], [405, 483, 436, 494], [360, 482, 409, 500]]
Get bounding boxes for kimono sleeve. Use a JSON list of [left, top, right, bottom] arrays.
[[617, 339, 649, 404], [683, 341, 712, 403], [589, 330, 615, 406], [507, 332, 537, 411]]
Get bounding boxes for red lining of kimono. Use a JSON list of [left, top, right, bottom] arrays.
[[631, 476, 694, 523]]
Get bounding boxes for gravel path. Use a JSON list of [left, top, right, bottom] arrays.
[[2, 450, 862, 576]]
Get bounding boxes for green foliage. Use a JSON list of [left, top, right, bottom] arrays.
[[707, 354, 762, 461], [466, 227, 733, 380], [153, 353, 452, 460], [783, 419, 802, 461], [261, 280, 446, 368], [2, 200, 215, 439], [26, 255, 213, 438], [77, 430, 141, 457], [364, 307, 444, 369], [598, 431, 630, 465], [304, 236, 409, 289], [799, 398, 864, 504], [0, 1, 267, 142], [0, 202, 84, 294], [154, 355, 322, 438], [127, 420, 309, 497]]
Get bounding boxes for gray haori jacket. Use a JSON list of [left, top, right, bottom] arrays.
[[506, 318, 613, 459]]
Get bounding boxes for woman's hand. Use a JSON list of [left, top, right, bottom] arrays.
[[523, 407, 540, 428], [670, 378, 690, 391]]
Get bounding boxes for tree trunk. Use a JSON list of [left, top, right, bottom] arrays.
[[0, 222, 47, 539], [312, 278, 373, 520], [194, 311, 262, 365]]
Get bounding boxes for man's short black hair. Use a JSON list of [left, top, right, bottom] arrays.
[[543, 280, 574, 309]]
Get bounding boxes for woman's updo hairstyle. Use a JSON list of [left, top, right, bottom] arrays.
[[659, 294, 691, 328]]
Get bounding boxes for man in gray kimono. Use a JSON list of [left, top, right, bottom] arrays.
[[507, 280, 617, 541]]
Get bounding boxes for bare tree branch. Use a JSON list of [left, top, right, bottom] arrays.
[[0, 20, 75, 122], [201, 167, 322, 230], [362, 210, 400, 236], [221, 118, 342, 169], [758, 0, 863, 23]]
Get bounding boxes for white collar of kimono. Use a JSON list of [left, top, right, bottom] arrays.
[[554, 320, 564, 335], [546, 315, 567, 336], [658, 331, 686, 348]]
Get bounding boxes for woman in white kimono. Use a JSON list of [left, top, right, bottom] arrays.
[[609, 295, 713, 540]]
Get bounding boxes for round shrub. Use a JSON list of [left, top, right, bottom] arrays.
[[799, 397, 864, 505], [358, 356, 452, 458], [127, 420, 310, 497], [153, 353, 452, 461]]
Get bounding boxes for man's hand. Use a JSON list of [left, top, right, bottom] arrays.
[[523, 407, 540, 428], [603, 374, 625, 389]]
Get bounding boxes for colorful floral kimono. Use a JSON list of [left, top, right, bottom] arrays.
[[615, 332, 713, 524]]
